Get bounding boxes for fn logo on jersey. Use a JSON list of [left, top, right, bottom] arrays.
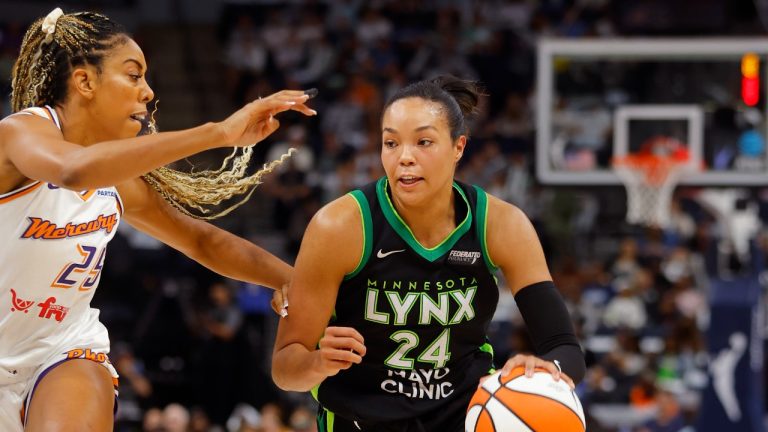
[[447, 250, 482, 265]]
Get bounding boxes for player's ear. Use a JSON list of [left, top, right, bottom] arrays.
[[454, 136, 467, 163], [71, 66, 98, 100]]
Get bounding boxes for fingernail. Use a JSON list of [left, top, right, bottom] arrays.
[[310, 109, 317, 115], [304, 88, 318, 98], [280, 308, 287, 317]]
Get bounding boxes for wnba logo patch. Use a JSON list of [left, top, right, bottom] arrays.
[[447, 250, 481, 265]]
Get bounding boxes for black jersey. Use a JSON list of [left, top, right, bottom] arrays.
[[314, 177, 500, 428]]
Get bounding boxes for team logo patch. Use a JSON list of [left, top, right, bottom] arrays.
[[446, 250, 482, 265]]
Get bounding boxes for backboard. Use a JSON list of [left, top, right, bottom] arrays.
[[537, 38, 768, 185]]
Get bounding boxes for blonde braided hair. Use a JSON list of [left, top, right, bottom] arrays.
[[11, 8, 293, 220], [11, 9, 128, 112]]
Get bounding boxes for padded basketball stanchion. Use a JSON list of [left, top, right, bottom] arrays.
[[695, 244, 765, 432], [696, 282, 766, 432]]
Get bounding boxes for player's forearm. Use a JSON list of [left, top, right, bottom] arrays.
[[272, 343, 327, 392], [238, 250, 292, 290], [60, 123, 225, 190], [515, 281, 586, 384], [194, 230, 292, 290], [540, 344, 586, 384]]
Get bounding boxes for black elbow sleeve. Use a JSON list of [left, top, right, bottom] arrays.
[[514, 281, 586, 384]]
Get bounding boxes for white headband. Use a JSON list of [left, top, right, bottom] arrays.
[[41, 8, 64, 43]]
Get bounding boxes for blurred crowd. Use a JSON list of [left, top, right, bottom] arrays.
[[1, 1, 767, 431]]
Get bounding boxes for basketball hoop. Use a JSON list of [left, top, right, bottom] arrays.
[[612, 136, 694, 229]]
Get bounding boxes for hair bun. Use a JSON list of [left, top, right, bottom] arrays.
[[430, 75, 482, 117]]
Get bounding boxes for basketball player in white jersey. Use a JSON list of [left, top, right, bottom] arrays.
[[0, 8, 315, 431]]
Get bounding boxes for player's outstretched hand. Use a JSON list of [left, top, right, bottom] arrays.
[[314, 326, 366, 378], [219, 89, 317, 148], [270, 284, 289, 318], [480, 354, 575, 389]]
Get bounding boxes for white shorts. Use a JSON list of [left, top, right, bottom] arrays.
[[0, 346, 118, 432]]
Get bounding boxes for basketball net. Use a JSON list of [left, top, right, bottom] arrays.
[[612, 136, 693, 229]]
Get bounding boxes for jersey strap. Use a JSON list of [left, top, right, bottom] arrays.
[[344, 190, 373, 280], [473, 185, 499, 273], [15, 106, 62, 130], [0, 181, 42, 204]]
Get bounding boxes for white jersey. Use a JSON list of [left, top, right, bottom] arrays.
[[0, 106, 123, 384]]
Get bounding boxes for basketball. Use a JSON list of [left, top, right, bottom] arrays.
[[465, 367, 585, 432]]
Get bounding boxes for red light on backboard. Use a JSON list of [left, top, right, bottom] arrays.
[[742, 53, 760, 106], [743, 76, 760, 106]]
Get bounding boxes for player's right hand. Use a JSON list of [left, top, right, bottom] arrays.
[[218, 89, 316, 148], [314, 326, 366, 377], [497, 354, 575, 389]]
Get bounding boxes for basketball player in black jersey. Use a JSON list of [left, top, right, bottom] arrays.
[[273, 76, 585, 431]]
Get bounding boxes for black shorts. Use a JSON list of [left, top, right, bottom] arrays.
[[316, 390, 470, 432]]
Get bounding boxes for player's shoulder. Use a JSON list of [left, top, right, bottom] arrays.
[[310, 193, 360, 234], [302, 193, 364, 260], [0, 108, 60, 137], [483, 191, 528, 224]]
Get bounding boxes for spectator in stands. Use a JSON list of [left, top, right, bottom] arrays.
[[195, 281, 245, 425], [162, 403, 191, 432], [636, 390, 687, 432]]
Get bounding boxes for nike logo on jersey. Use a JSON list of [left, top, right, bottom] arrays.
[[377, 249, 406, 258]]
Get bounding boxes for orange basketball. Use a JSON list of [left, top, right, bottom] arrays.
[[465, 367, 585, 432]]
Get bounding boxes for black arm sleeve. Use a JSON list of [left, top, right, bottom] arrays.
[[514, 280, 586, 384]]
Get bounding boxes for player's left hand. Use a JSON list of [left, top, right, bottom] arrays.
[[221, 89, 317, 148], [480, 354, 575, 389]]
